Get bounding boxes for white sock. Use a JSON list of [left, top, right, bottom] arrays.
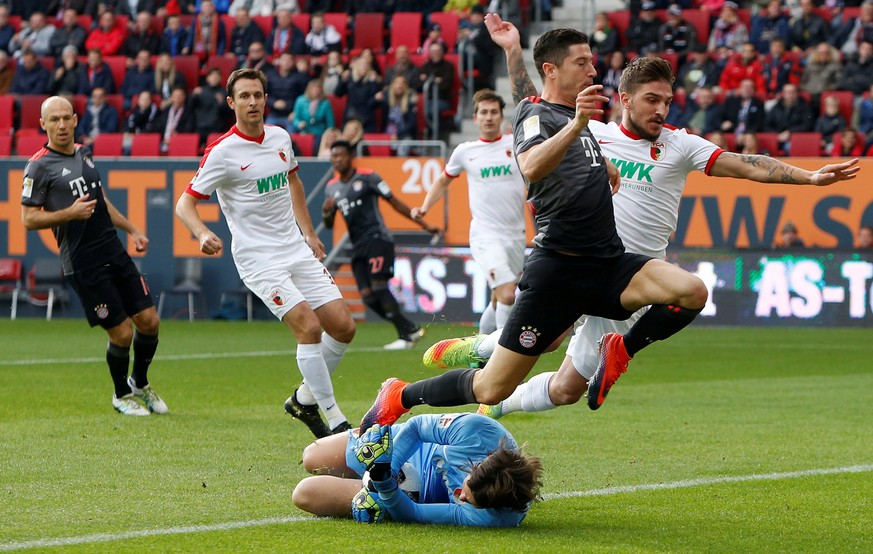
[[296, 343, 347, 428], [495, 301, 512, 329], [479, 303, 497, 334], [476, 329, 501, 358], [500, 371, 556, 414], [297, 332, 349, 404]]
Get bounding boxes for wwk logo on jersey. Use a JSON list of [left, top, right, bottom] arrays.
[[610, 158, 654, 183], [479, 165, 513, 178], [256, 172, 288, 195]]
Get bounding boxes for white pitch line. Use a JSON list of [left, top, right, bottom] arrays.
[[2, 464, 871, 552]]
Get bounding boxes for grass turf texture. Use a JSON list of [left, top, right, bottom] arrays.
[[0, 320, 871, 553]]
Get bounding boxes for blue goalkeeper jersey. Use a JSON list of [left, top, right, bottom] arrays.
[[346, 413, 529, 527]]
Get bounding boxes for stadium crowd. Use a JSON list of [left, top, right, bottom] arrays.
[[3, 0, 873, 158]]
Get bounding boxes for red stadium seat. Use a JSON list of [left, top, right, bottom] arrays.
[[292, 13, 311, 34], [72, 94, 88, 116], [328, 94, 347, 127], [251, 15, 274, 38], [19, 95, 49, 130], [205, 132, 224, 147], [607, 10, 632, 47], [683, 9, 710, 45], [173, 56, 201, 89], [76, 14, 93, 31], [290, 133, 315, 157], [390, 12, 423, 52], [820, 91, 855, 124], [362, 133, 392, 156], [428, 12, 459, 52], [789, 132, 822, 156], [220, 14, 235, 45], [92, 133, 124, 157], [104, 94, 125, 122], [16, 134, 47, 157], [167, 133, 200, 156], [130, 133, 161, 157], [205, 55, 238, 81], [104, 56, 128, 91], [324, 12, 349, 52], [353, 13, 385, 52], [755, 132, 783, 156], [0, 95, 13, 135], [38, 56, 55, 73], [0, 135, 12, 156]]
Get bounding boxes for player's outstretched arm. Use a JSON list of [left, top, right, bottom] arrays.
[[412, 172, 452, 220], [104, 193, 148, 252], [485, 13, 538, 104], [388, 195, 441, 235], [710, 153, 860, 185], [175, 192, 223, 255]]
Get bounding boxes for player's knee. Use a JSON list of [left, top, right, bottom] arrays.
[[136, 312, 160, 335], [684, 276, 708, 309], [291, 478, 318, 512], [331, 318, 356, 344], [300, 442, 321, 473], [493, 288, 515, 305], [107, 321, 134, 347]]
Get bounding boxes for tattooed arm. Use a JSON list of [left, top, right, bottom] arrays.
[[709, 153, 860, 186], [485, 13, 537, 104]]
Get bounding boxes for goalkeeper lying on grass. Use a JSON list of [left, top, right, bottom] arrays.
[[292, 413, 542, 526]]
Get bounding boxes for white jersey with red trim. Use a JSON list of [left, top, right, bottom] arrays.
[[589, 120, 724, 259], [443, 133, 526, 241], [186, 125, 307, 278]]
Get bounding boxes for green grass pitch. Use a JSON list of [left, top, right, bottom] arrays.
[[1, 319, 871, 553]]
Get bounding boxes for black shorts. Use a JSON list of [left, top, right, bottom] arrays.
[[68, 253, 154, 329], [499, 248, 652, 356], [351, 238, 396, 291]]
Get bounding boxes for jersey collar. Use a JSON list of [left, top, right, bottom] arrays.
[[232, 125, 266, 144], [478, 134, 502, 143], [618, 123, 642, 140]]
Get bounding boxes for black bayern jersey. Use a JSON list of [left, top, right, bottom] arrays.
[[512, 97, 624, 257], [21, 145, 125, 274], [326, 168, 394, 247]]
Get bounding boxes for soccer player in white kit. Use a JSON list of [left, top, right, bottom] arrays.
[[426, 14, 860, 417], [175, 69, 357, 437], [411, 89, 527, 333]]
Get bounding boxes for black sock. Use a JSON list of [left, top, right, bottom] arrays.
[[624, 304, 703, 357], [400, 368, 478, 408], [362, 293, 389, 319], [131, 331, 159, 388], [106, 342, 131, 398], [373, 288, 418, 338]]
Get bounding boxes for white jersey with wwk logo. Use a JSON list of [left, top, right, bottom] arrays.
[[443, 133, 527, 242], [186, 125, 309, 279], [589, 119, 724, 260]]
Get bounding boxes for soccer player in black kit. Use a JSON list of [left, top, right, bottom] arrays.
[[360, 28, 708, 429], [322, 140, 441, 350], [21, 96, 167, 417]]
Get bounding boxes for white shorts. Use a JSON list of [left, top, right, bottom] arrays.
[[243, 257, 342, 321], [565, 306, 649, 379], [470, 235, 526, 289]]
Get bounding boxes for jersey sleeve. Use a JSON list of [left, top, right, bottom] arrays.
[[370, 173, 393, 200], [377, 486, 509, 526], [512, 99, 553, 156], [283, 132, 299, 175], [680, 128, 724, 175], [444, 143, 465, 178], [187, 144, 228, 199], [20, 159, 47, 207]]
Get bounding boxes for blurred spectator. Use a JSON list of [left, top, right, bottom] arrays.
[[418, 41, 456, 135], [191, 67, 231, 145], [461, 5, 500, 90], [836, 41, 873, 95], [799, 42, 841, 106], [826, 2, 855, 55], [443, 0, 481, 20], [721, 78, 766, 138], [357, 47, 382, 76], [815, 95, 847, 151], [665, 88, 693, 129], [686, 86, 724, 135], [857, 83, 873, 143], [305, 0, 338, 14], [761, 38, 801, 99], [239, 41, 274, 75], [341, 117, 365, 153], [268, 6, 306, 58], [120, 49, 156, 109], [291, 79, 334, 149], [123, 11, 161, 59], [123, 89, 160, 154], [161, 14, 189, 56], [830, 127, 863, 157], [598, 51, 624, 101], [659, 5, 697, 61], [718, 42, 766, 95], [707, 129, 729, 149], [857, 225, 873, 249], [86, 11, 126, 57], [0, 5, 13, 56], [149, 86, 196, 153], [154, 52, 187, 107], [305, 11, 341, 56], [790, 0, 828, 54], [626, 1, 662, 54], [320, 50, 346, 95], [423, 22, 448, 55], [265, 52, 308, 128], [183, 0, 234, 13], [78, 48, 116, 95], [836, 0, 873, 57], [384, 45, 420, 91], [228, 0, 278, 17], [739, 131, 770, 155], [335, 52, 383, 132], [78, 87, 120, 146], [766, 82, 814, 152], [11, 48, 50, 95], [185, 0, 226, 59], [50, 8, 88, 58], [773, 221, 805, 249], [9, 12, 55, 58], [0, 50, 12, 94], [49, 45, 85, 96], [382, 74, 418, 153], [589, 12, 619, 57], [228, 7, 266, 63], [709, 1, 748, 58], [676, 44, 722, 92], [751, 0, 790, 54], [317, 127, 342, 159], [698, 0, 726, 16]]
